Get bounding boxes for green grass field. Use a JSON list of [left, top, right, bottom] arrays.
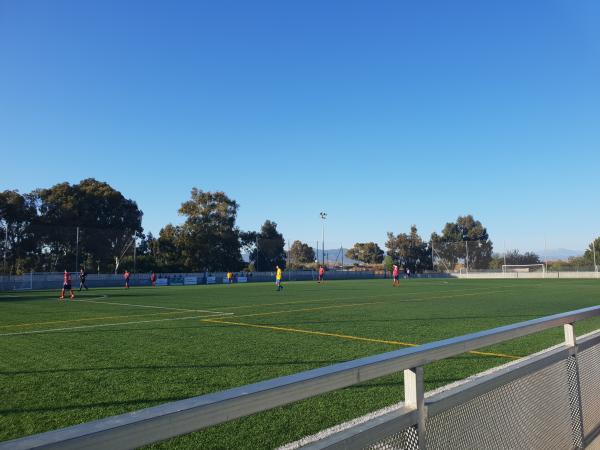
[[1, 278, 600, 448]]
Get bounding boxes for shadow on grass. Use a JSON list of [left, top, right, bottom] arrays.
[[0, 377, 462, 414], [0, 396, 189, 414], [266, 314, 543, 327], [1, 377, 467, 415], [0, 290, 172, 303], [344, 375, 463, 391], [0, 360, 348, 376], [0, 295, 57, 303]]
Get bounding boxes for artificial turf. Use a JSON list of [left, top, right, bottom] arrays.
[[1, 278, 599, 448]]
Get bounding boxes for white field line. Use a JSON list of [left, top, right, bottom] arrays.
[[75, 297, 226, 314], [0, 313, 234, 337]]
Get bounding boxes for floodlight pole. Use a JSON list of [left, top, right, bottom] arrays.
[[544, 238, 548, 272], [320, 212, 327, 266], [256, 236, 259, 272], [75, 226, 79, 271], [3, 222, 7, 274], [322, 216, 325, 265]]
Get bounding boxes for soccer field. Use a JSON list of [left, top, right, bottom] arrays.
[[1, 278, 600, 449]]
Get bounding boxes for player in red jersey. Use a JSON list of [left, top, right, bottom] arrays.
[[59, 270, 75, 300], [317, 265, 325, 283], [150, 271, 157, 287], [124, 270, 130, 288], [392, 264, 400, 287]]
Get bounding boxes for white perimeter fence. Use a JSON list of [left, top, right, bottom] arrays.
[[0, 270, 447, 291], [457, 271, 600, 279], [1, 270, 598, 292], [2, 306, 600, 449]]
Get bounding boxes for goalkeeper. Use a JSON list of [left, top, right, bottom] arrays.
[[275, 265, 283, 291]]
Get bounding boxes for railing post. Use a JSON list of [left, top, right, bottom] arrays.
[[405, 367, 426, 449], [564, 323, 585, 449]]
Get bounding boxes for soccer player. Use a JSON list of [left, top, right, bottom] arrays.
[[59, 269, 75, 300], [275, 265, 283, 291], [317, 265, 325, 283], [79, 266, 88, 291], [150, 271, 157, 287], [124, 270, 130, 289], [227, 271, 233, 286], [392, 264, 400, 287]]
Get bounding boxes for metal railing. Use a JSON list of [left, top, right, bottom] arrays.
[[2, 306, 600, 449], [0, 270, 398, 291]]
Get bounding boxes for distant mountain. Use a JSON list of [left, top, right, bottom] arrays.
[[533, 248, 584, 261]]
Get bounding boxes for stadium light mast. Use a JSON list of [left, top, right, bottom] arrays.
[[75, 226, 79, 271], [544, 238, 548, 272], [3, 221, 7, 274], [320, 212, 327, 266]]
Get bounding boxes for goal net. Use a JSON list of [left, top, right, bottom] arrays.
[[502, 264, 546, 273]]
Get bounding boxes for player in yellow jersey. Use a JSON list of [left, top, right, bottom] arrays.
[[275, 265, 283, 291], [227, 271, 233, 286]]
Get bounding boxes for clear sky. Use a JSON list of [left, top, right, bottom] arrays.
[[1, 1, 598, 252]]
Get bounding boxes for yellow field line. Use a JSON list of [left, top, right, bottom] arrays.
[[203, 318, 521, 360], [0, 310, 192, 329], [2, 287, 522, 332]]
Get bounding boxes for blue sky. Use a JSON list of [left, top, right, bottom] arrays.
[[1, 1, 599, 252]]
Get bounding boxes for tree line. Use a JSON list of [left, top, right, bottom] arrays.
[[347, 227, 599, 272], [1, 179, 598, 274], [0, 181, 289, 274], [345, 215, 494, 272]]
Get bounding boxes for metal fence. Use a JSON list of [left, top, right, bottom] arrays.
[[2, 306, 600, 449], [1, 270, 452, 292], [4, 269, 600, 292]]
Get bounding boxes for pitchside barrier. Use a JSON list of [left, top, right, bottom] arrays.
[[3, 269, 599, 292], [2, 306, 600, 450], [0, 270, 398, 291], [456, 271, 600, 279]]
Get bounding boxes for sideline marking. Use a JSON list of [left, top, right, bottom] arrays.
[[76, 297, 225, 314], [203, 318, 520, 360], [0, 310, 197, 329], [8, 288, 522, 331], [0, 313, 234, 337]]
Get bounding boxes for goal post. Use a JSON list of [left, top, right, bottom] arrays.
[[502, 264, 546, 274]]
